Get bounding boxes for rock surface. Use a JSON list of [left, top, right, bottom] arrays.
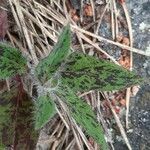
[[114, 0, 150, 149]]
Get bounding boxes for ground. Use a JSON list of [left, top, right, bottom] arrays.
[[114, 0, 150, 149], [0, 0, 149, 149]]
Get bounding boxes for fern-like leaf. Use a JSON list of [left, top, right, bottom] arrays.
[[0, 43, 26, 80], [56, 84, 108, 150], [34, 95, 56, 130], [35, 24, 71, 84], [61, 52, 142, 92]]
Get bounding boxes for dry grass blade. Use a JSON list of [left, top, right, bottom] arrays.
[[96, 3, 109, 35], [121, 1, 134, 129], [72, 119, 94, 150], [80, 0, 84, 23], [96, 91, 114, 149], [73, 27, 120, 64], [8, 0, 22, 32], [21, 7, 57, 43], [103, 93, 132, 150], [65, 139, 76, 150], [76, 31, 86, 53], [110, 0, 115, 40], [55, 95, 95, 149], [89, 0, 96, 22], [64, 3, 86, 53], [10, 0, 39, 64], [5, 78, 10, 91], [71, 125, 85, 150], [34, 1, 67, 25], [7, 31, 32, 60], [112, 0, 119, 38], [125, 88, 131, 129], [55, 107, 70, 130], [89, 2, 109, 56], [72, 25, 150, 56]]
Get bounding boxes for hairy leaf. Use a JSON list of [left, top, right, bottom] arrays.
[[35, 95, 56, 130], [56, 84, 108, 150], [61, 52, 142, 92], [0, 84, 38, 149], [35, 24, 71, 84], [0, 43, 27, 80]]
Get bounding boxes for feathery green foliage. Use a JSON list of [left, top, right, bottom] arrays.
[[35, 24, 71, 84], [33, 25, 142, 149], [35, 95, 56, 130], [61, 52, 142, 92], [0, 43, 27, 80], [56, 84, 108, 149], [0, 25, 143, 149]]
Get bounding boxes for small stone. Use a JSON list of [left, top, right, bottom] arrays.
[[127, 129, 133, 133], [139, 22, 147, 31], [145, 45, 150, 56], [142, 118, 146, 122], [143, 62, 148, 68]]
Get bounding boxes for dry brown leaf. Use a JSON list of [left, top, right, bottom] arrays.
[[118, 47, 130, 69], [84, 4, 93, 17], [122, 37, 130, 46], [70, 9, 79, 22], [119, 99, 126, 106]]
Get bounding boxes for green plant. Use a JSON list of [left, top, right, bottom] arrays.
[[35, 95, 56, 130], [0, 25, 142, 149], [0, 84, 38, 149], [0, 43, 26, 80]]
